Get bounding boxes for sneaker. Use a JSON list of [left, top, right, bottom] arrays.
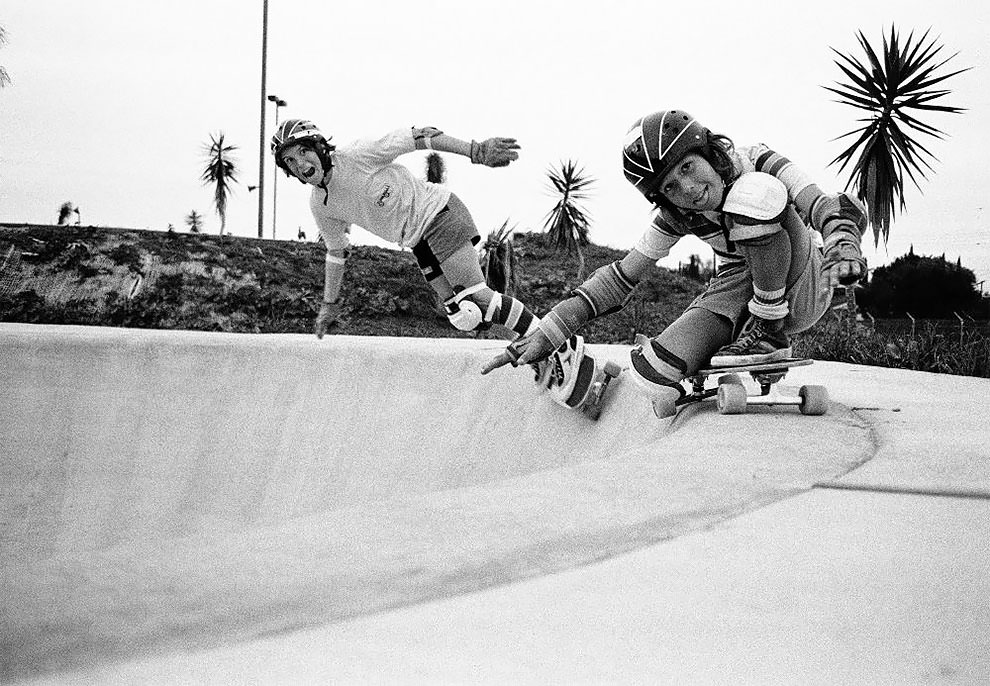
[[709, 317, 792, 367]]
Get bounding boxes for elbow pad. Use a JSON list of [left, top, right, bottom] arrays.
[[573, 261, 637, 318]]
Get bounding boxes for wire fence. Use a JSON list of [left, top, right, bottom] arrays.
[[861, 314, 990, 342]]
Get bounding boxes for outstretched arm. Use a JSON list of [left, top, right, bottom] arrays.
[[412, 126, 520, 167], [315, 248, 346, 339], [482, 248, 656, 374], [750, 145, 868, 287]]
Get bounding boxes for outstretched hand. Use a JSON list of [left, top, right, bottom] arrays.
[[470, 137, 520, 167], [823, 244, 867, 288], [481, 328, 555, 375], [314, 300, 342, 339]]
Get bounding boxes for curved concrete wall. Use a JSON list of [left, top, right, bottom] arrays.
[[0, 324, 872, 680]]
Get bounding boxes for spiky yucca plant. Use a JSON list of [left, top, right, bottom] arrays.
[[186, 210, 203, 233], [200, 132, 239, 236], [825, 26, 969, 246], [479, 219, 519, 295], [544, 160, 594, 279], [425, 152, 446, 184], [0, 25, 11, 89]]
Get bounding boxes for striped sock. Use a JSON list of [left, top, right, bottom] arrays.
[[748, 285, 788, 321]]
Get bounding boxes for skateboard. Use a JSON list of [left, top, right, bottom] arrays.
[[530, 339, 622, 421], [651, 358, 829, 418]]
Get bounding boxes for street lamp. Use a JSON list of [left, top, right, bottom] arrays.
[[267, 94, 288, 240], [257, 0, 269, 239]]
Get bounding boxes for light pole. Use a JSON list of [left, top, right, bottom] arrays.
[[267, 94, 287, 240], [257, 0, 269, 239]]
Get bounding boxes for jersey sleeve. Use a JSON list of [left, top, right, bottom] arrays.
[[633, 209, 683, 261], [357, 128, 417, 164]]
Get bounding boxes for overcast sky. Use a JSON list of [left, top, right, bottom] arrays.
[[2, 1, 988, 283]]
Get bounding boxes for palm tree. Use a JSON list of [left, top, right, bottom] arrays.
[[200, 132, 239, 235], [479, 219, 519, 295], [825, 26, 969, 246], [186, 210, 203, 233], [0, 25, 11, 89], [544, 160, 594, 280], [425, 152, 446, 184]]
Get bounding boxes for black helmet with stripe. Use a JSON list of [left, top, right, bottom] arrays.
[[622, 110, 711, 203]]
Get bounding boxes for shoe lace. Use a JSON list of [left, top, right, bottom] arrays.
[[723, 320, 768, 353]]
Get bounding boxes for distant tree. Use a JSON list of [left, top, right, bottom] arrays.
[[425, 152, 446, 184], [186, 210, 203, 233], [825, 26, 970, 246], [200, 132, 239, 235], [544, 160, 594, 280], [0, 25, 11, 89], [57, 202, 79, 225], [857, 252, 983, 318], [479, 219, 519, 294]]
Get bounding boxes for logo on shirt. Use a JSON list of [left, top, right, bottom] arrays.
[[377, 184, 392, 207]]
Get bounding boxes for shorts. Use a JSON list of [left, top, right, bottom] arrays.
[[688, 235, 832, 335], [411, 192, 481, 282]]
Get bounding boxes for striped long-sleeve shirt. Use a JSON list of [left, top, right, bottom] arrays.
[[634, 144, 835, 269]]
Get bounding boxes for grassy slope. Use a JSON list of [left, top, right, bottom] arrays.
[[4, 223, 987, 377], [0, 224, 702, 344]]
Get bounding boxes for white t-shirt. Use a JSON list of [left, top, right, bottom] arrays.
[[309, 128, 451, 251]]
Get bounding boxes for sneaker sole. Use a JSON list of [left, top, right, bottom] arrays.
[[709, 347, 793, 367]]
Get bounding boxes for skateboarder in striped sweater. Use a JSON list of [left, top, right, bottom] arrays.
[[484, 109, 868, 409]]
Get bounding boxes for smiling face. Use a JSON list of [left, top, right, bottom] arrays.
[[279, 143, 332, 186], [658, 152, 725, 212]]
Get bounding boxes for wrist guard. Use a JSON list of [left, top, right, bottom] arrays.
[[539, 296, 593, 350], [574, 261, 637, 317]]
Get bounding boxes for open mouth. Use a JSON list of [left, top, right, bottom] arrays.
[[302, 167, 317, 179]]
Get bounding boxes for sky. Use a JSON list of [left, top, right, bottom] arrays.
[[2, 0, 989, 285]]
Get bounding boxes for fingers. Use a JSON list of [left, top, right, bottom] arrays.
[[827, 260, 863, 288], [315, 314, 329, 339], [481, 349, 517, 375]]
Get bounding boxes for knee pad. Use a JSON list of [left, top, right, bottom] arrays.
[[628, 335, 687, 398], [444, 283, 488, 332]]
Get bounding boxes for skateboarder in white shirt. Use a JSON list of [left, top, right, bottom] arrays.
[[271, 118, 542, 342]]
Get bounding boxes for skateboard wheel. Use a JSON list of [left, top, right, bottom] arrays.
[[717, 373, 743, 387], [652, 397, 677, 419], [603, 360, 622, 378], [799, 385, 829, 415], [716, 383, 747, 414]]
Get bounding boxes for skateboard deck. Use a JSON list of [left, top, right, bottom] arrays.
[[538, 351, 621, 421], [652, 357, 828, 418]]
